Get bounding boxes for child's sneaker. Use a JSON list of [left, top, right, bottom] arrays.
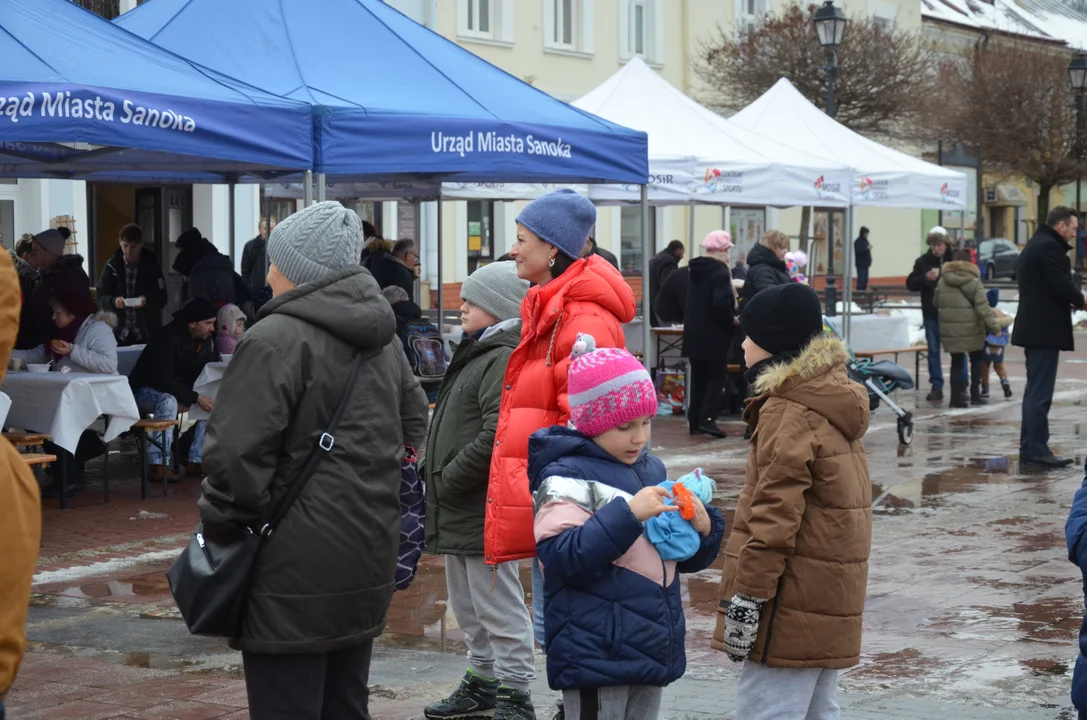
[[424, 670, 500, 718], [981, 385, 990, 398], [494, 687, 535, 720], [1003, 381, 1013, 399]]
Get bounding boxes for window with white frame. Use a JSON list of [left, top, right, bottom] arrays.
[[868, 0, 896, 30], [545, 0, 594, 54], [619, 0, 662, 64], [458, 0, 515, 43], [735, 0, 768, 38]]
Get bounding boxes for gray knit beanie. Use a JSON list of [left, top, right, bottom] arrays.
[[461, 261, 529, 323], [267, 201, 362, 286]]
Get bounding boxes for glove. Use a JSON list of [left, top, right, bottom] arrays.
[[724, 593, 766, 663]]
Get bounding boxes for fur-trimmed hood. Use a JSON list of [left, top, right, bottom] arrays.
[[751, 334, 868, 441], [940, 260, 980, 288], [7, 248, 37, 284]]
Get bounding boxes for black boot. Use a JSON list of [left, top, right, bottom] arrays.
[[1002, 381, 1013, 398], [926, 387, 944, 402], [970, 386, 988, 405], [948, 381, 968, 409]]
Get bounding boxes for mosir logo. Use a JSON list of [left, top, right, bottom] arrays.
[[703, 168, 743, 194], [814, 175, 842, 199], [940, 183, 961, 204], [858, 177, 889, 201]]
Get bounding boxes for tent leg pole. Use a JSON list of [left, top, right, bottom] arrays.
[[316, 173, 326, 203], [413, 199, 423, 306], [437, 197, 444, 330], [842, 206, 854, 344], [641, 186, 652, 373], [688, 201, 696, 250], [303, 171, 313, 208], [263, 187, 272, 282], [228, 180, 236, 265]]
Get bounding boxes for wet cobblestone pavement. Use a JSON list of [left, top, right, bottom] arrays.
[[10, 343, 1087, 718]]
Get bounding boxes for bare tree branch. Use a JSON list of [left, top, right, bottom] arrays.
[[694, 3, 939, 138]]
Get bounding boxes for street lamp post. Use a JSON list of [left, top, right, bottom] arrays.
[[814, 1, 847, 316], [1069, 53, 1087, 288]]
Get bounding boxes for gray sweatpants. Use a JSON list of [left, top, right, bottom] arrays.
[[560, 686, 663, 720], [445, 555, 536, 691], [737, 661, 840, 720]]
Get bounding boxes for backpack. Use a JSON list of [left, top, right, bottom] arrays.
[[396, 447, 425, 591], [402, 319, 449, 381]]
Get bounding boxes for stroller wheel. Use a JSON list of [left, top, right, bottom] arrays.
[[897, 414, 914, 446]]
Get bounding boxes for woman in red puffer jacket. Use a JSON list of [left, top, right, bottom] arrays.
[[486, 189, 636, 647]]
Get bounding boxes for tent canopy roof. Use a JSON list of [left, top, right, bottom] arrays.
[[115, 0, 648, 183], [0, 0, 313, 179], [730, 78, 967, 208]]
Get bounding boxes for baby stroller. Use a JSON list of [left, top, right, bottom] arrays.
[[823, 317, 916, 445]]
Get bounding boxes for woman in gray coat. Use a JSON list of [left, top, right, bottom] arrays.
[[197, 202, 429, 720]]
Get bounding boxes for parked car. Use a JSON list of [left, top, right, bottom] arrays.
[[977, 238, 1020, 280]]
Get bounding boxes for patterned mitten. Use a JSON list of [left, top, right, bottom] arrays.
[[724, 593, 766, 662]]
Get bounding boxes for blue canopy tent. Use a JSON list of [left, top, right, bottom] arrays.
[[116, 0, 654, 361], [114, 0, 648, 185], [0, 0, 313, 182]]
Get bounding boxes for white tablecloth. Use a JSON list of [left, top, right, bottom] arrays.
[[2, 372, 140, 454], [188, 362, 227, 421], [847, 315, 911, 353], [0, 391, 10, 429], [117, 345, 145, 376]]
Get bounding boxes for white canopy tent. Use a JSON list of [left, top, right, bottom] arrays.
[[573, 58, 851, 208], [730, 78, 969, 341]]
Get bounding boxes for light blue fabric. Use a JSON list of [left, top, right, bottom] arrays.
[[645, 469, 717, 562]]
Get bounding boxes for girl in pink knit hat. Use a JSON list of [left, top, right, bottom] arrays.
[[527, 334, 725, 718]]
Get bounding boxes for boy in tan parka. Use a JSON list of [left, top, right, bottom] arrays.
[[712, 283, 872, 720]]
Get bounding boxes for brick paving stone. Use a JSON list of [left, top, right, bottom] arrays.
[[82, 679, 219, 708], [185, 682, 250, 709], [14, 699, 133, 719]]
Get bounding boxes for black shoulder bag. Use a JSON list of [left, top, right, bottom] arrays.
[[167, 351, 366, 638]]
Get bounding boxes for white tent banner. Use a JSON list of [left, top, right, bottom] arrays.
[[730, 79, 967, 210]]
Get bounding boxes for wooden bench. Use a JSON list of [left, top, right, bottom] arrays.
[[854, 346, 927, 380], [3, 432, 51, 448], [133, 419, 180, 500], [22, 453, 57, 467]]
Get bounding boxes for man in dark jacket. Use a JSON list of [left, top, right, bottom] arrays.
[[96, 224, 167, 346], [1014, 207, 1085, 467], [240, 219, 274, 295], [129, 298, 219, 481], [583, 237, 619, 270], [20, 230, 91, 350], [197, 202, 429, 720], [906, 228, 951, 401], [683, 233, 736, 439], [173, 228, 245, 308], [654, 266, 689, 325], [855, 226, 873, 291], [423, 261, 536, 719], [369, 238, 418, 298], [648, 240, 685, 325]]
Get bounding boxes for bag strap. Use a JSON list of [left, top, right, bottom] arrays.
[[258, 348, 372, 536]]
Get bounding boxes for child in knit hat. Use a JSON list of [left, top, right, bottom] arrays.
[[422, 261, 537, 720], [981, 287, 1014, 399], [529, 335, 724, 719], [714, 282, 872, 720], [214, 304, 246, 356]]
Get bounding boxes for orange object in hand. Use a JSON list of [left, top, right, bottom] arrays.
[[672, 482, 695, 520]]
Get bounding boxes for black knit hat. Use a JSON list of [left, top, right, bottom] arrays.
[[741, 283, 824, 355], [173, 297, 219, 324]]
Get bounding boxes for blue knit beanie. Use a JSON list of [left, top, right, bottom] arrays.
[[516, 189, 596, 260], [986, 287, 999, 308]]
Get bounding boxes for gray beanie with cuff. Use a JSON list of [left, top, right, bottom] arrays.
[[460, 261, 529, 323], [267, 201, 363, 286]]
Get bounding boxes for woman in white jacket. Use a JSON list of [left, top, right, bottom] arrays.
[[12, 283, 117, 497]]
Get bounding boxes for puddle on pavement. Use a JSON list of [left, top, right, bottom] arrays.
[[27, 641, 195, 670], [872, 456, 1024, 510]]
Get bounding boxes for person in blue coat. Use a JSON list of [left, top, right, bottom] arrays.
[[1065, 459, 1087, 716], [529, 336, 725, 719]]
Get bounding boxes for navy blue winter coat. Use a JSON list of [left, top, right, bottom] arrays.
[[1065, 460, 1087, 710], [528, 426, 725, 691]]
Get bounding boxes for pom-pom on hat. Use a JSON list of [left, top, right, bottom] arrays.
[[567, 333, 658, 437], [701, 230, 733, 252]]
